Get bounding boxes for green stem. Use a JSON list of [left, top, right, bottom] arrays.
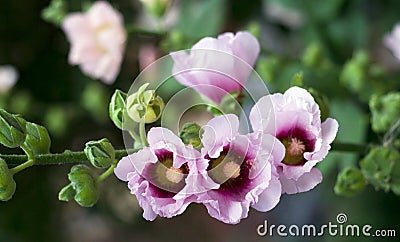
[[129, 130, 141, 143], [10, 159, 35, 175], [139, 122, 149, 146], [331, 142, 367, 154], [96, 164, 116, 183], [20, 144, 34, 160], [1, 149, 136, 166]]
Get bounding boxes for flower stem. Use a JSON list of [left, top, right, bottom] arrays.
[[96, 164, 117, 184], [1, 149, 136, 166], [331, 142, 367, 154], [10, 159, 35, 175], [139, 122, 149, 146]]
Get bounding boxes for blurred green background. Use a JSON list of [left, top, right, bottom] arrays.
[[0, 0, 399, 241]]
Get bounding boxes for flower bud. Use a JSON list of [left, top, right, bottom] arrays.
[[0, 109, 27, 148], [67, 165, 99, 207], [24, 122, 51, 154], [58, 183, 75, 202], [140, 0, 172, 19], [334, 167, 365, 197], [369, 92, 400, 133], [84, 138, 115, 169], [41, 0, 67, 26], [360, 147, 400, 193], [126, 83, 165, 123], [0, 158, 16, 201], [179, 122, 202, 148], [109, 89, 127, 130]]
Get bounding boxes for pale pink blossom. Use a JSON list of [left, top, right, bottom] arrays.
[[171, 31, 260, 104], [197, 114, 284, 224], [114, 127, 206, 220], [0, 65, 18, 93], [62, 1, 126, 84], [250, 87, 339, 194], [384, 23, 400, 60]]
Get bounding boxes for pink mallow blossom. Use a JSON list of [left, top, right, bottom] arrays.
[[197, 114, 284, 224], [114, 127, 206, 220], [384, 23, 400, 61], [250, 86, 339, 194], [171, 31, 260, 104], [62, 1, 126, 84]]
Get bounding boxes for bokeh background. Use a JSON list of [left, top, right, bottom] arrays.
[[1, 0, 400, 241]]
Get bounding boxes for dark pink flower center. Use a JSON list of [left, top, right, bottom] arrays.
[[206, 148, 254, 199], [277, 126, 316, 165], [143, 150, 189, 197]]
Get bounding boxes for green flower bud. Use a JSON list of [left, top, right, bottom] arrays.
[[126, 83, 165, 123], [58, 183, 75, 202], [334, 167, 365, 197], [340, 51, 369, 94], [290, 71, 304, 87], [140, 0, 172, 19], [302, 42, 322, 68], [67, 165, 99, 207], [179, 122, 202, 148], [109, 89, 127, 130], [255, 56, 281, 82], [369, 92, 400, 133], [84, 138, 115, 169], [24, 122, 51, 154], [360, 147, 400, 192], [41, 0, 67, 26], [0, 158, 16, 201], [0, 109, 27, 148]]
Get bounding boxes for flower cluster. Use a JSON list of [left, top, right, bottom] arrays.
[[114, 31, 339, 224]]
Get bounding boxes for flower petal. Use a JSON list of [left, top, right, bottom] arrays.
[[280, 168, 323, 194]]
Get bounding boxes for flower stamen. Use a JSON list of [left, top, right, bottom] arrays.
[[222, 161, 241, 179], [165, 167, 184, 184], [288, 138, 306, 156]]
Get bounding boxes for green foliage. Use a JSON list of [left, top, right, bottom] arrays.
[[0, 109, 27, 148], [334, 167, 365, 197], [0, 158, 16, 201], [141, 0, 172, 19], [84, 138, 115, 169]]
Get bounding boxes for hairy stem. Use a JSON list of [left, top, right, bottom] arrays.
[[1, 149, 136, 166], [96, 164, 117, 183]]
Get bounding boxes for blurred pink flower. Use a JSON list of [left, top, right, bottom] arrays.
[[250, 87, 339, 194], [0, 65, 18, 93], [171, 31, 260, 104], [114, 127, 205, 220], [197, 114, 284, 224], [384, 23, 400, 60], [62, 1, 126, 84]]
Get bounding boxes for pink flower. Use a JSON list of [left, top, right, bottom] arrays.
[[114, 127, 205, 220], [62, 1, 126, 84], [384, 23, 400, 60], [197, 114, 284, 224], [0, 65, 18, 93], [171, 31, 260, 104], [250, 87, 339, 194]]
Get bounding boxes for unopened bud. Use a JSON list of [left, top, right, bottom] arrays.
[[84, 138, 115, 169], [140, 0, 172, 19], [334, 167, 365, 197], [24, 122, 51, 154], [0, 109, 27, 148], [369, 92, 400, 133], [179, 122, 202, 148], [66, 165, 99, 207], [0, 158, 16, 201], [126, 83, 165, 123]]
